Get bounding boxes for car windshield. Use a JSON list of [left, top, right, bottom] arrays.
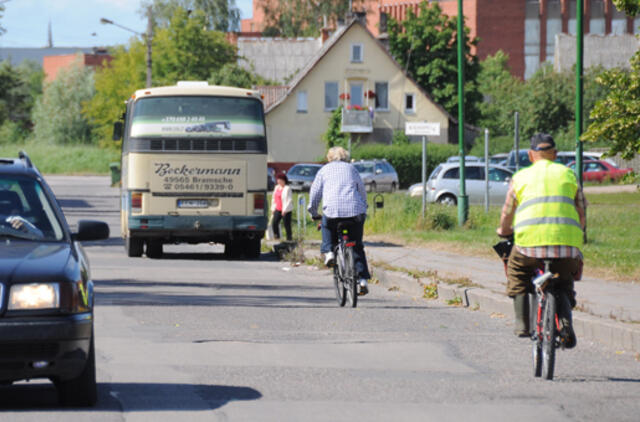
[[289, 165, 319, 177], [354, 163, 375, 173], [0, 176, 64, 241]]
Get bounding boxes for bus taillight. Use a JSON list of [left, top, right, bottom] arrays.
[[253, 193, 265, 213], [131, 192, 142, 212]]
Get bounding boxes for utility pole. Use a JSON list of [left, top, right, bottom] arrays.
[[456, 0, 468, 226], [575, 0, 584, 186], [145, 5, 153, 88]]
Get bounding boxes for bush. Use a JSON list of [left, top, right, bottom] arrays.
[[352, 143, 457, 188], [0, 120, 29, 144]]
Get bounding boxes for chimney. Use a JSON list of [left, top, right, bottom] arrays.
[[321, 27, 332, 43], [47, 20, 53, 48]]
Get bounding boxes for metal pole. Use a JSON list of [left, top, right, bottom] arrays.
[[421, 135, 427, 219], [484, 128, 489, 213], [575, 0, 584, 186], [456, 0, 468, 226], [514, 111, 520, 172], [145, 6, 153, 88]]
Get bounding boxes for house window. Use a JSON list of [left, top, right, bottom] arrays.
[[405, 93, 415, 114], [324, 81, 338, 111], [374, 82, 388, 111], [351, 43, 363, 63], [297, 91, 308, 113], [350, 82, 364, 107]]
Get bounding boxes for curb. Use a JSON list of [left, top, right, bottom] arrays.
[[372, 266, 640, 354]]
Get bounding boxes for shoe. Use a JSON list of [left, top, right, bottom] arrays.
[[324, 251, 335, 267], [358, 279, 369, 296], [559, 319, 577, 349]]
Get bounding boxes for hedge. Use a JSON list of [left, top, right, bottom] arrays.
[[351, 143, 458, 188]]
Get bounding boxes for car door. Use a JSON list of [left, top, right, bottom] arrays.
[[374, 162, 389, 191], [464, 166, 485, 204], [487, 167, 512, 204]]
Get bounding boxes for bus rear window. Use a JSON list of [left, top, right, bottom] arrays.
[[130, 96, 265, 139]]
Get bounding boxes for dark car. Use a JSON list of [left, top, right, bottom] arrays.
[[287, 163, 322, 191], [0, 152, 109, 406]]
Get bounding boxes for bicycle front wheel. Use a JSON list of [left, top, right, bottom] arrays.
[[344, 247, 358, 308], [333, 264, 346, 307], [541, 293, 557, 380]]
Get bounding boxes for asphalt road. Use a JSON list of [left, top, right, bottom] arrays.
[[1, 176, 639, 421]]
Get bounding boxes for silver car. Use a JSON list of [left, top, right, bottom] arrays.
[[353, 159, 399, 192], [287, 163, 322, 191], [408, 162, 513, 205]]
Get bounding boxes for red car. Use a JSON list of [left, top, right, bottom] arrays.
[[568, 159, 633, 182]]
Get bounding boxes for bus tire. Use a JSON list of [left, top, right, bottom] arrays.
[[125, 236, 144, 258], [146, 240, 163, 259], [246, 238, 261, 260]]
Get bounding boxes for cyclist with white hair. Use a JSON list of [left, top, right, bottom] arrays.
[[308, 146, 371, 295]]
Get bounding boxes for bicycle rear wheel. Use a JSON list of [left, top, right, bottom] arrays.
[[541, 293, 557, 380], [531, 294, 542, 377], [344, 247, 357, 308], [333, 264, 346, 307]]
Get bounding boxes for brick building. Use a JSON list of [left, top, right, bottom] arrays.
[[240, 0, 640, 79], [42, 51, 112, 83]]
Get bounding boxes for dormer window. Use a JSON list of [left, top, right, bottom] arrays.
[[351, 43, 363, 63]]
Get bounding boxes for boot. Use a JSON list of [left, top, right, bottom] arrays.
[[558, 293, 577, 349], [513, 294, 530, 337]]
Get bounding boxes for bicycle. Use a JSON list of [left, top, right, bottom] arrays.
[[493, 236, 576, 381], [531, 260, 575, 380], [314, 216, 359, 308]]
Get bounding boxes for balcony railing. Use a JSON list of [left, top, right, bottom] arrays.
[[341, 108, 373, 133]]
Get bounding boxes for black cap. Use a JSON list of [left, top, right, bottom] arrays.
[[530, 133, 556, 151]]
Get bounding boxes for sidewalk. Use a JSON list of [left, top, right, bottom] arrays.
[[356, 240, 640, 353]]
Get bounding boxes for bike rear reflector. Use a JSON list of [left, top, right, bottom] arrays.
[[32, 361, 49, 369], [345, 242, 356, 247], [131, 192, 142, 212], [253, 193, 265, 212]]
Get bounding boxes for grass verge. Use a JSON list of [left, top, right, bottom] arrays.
[[0, 143, 119, 174]]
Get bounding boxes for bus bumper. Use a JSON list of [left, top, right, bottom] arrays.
[[128, 215, 266, 240]]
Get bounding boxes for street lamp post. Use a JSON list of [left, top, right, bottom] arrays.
[[100, 7, 153, 87], [456, 0, 468, 226]]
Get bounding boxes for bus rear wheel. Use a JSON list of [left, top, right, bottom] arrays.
[[125, 236, 144, 257], [146, 240, 163, 259]]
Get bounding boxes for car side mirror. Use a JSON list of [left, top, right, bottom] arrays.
[[112, 121, 124, 141], [73, 220, 110, 242], [375, 169, 382, 175]]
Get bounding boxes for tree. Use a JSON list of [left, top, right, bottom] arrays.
[[0, 3, 6, 38], [209, 63, 275, 88], [0, 61, 31, 127], [33, 57, 95, 145], [142, 0, 240, 31], [613, 0, 640, 16], [582, 54, 640, 159], [388, 2, 482, 124], [476, 50, 525, 137], [260, 0, 366, 37], [85, 7, 239, 148]]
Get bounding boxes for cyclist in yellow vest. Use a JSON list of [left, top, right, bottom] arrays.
[[497, 133, 585, 347]]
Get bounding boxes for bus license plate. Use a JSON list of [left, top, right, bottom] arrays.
[[177, 199, 210, 208]]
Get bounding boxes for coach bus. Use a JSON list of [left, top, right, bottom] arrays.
[[113, 82, 267, 259]]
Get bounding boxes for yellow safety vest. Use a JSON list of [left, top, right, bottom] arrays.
[[512, 159, 583, 248]]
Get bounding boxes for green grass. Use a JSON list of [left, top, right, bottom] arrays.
[[0, 142, 119, 174], [287, 190, 639, 281]]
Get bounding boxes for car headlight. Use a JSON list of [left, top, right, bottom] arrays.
[[8, 283, 60, 310]]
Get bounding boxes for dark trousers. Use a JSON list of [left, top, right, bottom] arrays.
[[272, 210, 292, 241], [506, 248, 578, 298], [323, 214, 371, 280]]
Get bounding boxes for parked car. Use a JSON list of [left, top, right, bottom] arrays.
[[446, 155, 481, 163], [505, 149, 532, 171], [408, 162, 513, 205], [353, 159, 399, 192], [568, 159, 632, 182], [555, 151, 601, 166], [287, 163, 322, 191], [489, 153, 508, 166], [0, 152, 109, 406]]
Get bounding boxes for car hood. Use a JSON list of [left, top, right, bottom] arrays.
[[0, 241, 72, 284]]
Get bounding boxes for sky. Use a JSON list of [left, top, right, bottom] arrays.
[[0, 0, 254, 48]]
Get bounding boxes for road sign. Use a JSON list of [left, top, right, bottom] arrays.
[[405, 122, 441, 136]]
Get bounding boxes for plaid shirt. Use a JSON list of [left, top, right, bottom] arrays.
[[308, 161, 368, 219], [499, 178, 586, 259]]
